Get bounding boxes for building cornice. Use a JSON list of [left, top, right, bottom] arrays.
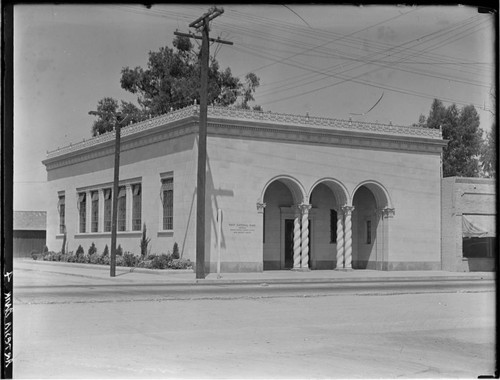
[[209, 119, 446, 154], [43, 105, 445, 170]]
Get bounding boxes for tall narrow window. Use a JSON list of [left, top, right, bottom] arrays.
[[91, 191, 99, 232], [366, 220, 372, 244], [117, 186, 126, 231], [162, 177, 173, 230], [58, 194, 65, 234], [78, 192, 86, 233], [132, 184, 142, 231], [330, 209, 337, 243], [104, 189, 112, 232]]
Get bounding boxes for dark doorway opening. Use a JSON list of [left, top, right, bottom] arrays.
[[284, 219, 294, 269]]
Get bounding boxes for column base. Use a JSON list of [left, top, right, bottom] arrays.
[[291, 267, 310, 272]]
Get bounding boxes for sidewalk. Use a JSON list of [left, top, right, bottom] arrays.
[[13, 258, 495, 286]]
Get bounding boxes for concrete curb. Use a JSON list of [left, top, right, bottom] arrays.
[[15, 259, 495, 286], [193, 276, 495, 286]]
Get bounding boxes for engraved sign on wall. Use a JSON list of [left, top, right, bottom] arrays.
[[229, 223, 256, 235]]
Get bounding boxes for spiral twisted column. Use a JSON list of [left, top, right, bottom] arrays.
[[299, 203, 312, 269], [342, 205, 355, 269], [335, 210, 344, 269], [293, 207, 301, 269]]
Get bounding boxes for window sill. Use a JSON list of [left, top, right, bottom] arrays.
[[74, 231, 142, 238], [157, 230, 174, 237]]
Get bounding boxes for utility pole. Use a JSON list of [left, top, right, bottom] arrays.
[[174, 7, 232, 279], [110, 114, 128, 277]]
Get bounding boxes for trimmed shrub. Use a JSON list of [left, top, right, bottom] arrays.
[[123, 252, 139, 267], [150, 254, 172, 269], [43, 251, 60, 261], [100, 254, 110, 265], [43, 245, 49, 253], [76, 245, 84, 256], [31, 250, 42, 260], [172, 242, 180, 259], [115, 255, 124, 266], [75, 245, 85, 263], [88, 242, 97, 256], [89, 254, 101, 264], [29, 245, 191, 270], [116, 244, 123, 256], [169, 258, 192, 270], [146, 253, 157, 261]]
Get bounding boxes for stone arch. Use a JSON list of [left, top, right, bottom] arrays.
[[259, 175, 306, 206], [308, 178, 350, 207], [351, 180, 393, 271], [306, 178, 350, 270], [260, 175, 306, 270], [351, 180, 393, 210]]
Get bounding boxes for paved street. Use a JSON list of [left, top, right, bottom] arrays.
[[12, 260, 496, 378]]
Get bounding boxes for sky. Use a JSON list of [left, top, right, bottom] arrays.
[[13, 4, 496, 212]]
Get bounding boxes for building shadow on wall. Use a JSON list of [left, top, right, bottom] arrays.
[[179, 151, 234, 271], [205, 154, 233, 269]]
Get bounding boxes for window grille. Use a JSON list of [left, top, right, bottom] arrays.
[[91, 191, 99, 232], [132, 184, 142, 231], [78, 193, 86, 233], [104, 189, 112, 232], [58, 195, 65, 234], [117, 186, 126, 231], [161, 178, 173, 230]]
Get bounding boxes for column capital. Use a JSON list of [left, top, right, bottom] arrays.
[[256, 202, 266, 214], [341, 205, 355, 214], [382, 207, 395, 218], [298, 203, 312, 214]]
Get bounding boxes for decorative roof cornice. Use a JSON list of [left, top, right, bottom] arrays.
[[45, 105, 198, 160], [44, 104, 442, 163], [207, 106, 442, 139]]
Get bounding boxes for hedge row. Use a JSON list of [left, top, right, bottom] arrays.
[[32, 248, 192, 270]]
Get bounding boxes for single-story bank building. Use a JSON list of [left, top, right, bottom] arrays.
[[43, 105, 446, 273]]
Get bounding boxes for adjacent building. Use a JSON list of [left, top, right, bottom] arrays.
[[13, 211, 47, 257], [441, 177, 496, 272], [42, 105, 446, 273]]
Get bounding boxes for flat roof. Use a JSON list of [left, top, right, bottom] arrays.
[[13, 211, 47, 231], [45, 105, 442, 161]]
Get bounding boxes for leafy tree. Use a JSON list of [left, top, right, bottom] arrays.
[[412, 113, 426, 128], [480, 127, 496, 178], [89, 97, 144, 136], [89, 35, 261, 136], [420, 99, 483, 177], [425, 98, 447, 130]]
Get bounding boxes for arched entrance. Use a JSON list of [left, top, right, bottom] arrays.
[[351, 181, 393, 270], [260, 176, 305, 270], [308, 179, 349, 270]]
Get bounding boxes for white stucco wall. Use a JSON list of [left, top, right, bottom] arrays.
[[44, 107, 444, 272], [205, 134, 442, 271]]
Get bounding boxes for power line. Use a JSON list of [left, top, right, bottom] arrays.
[[108, 5, 494, 112]]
